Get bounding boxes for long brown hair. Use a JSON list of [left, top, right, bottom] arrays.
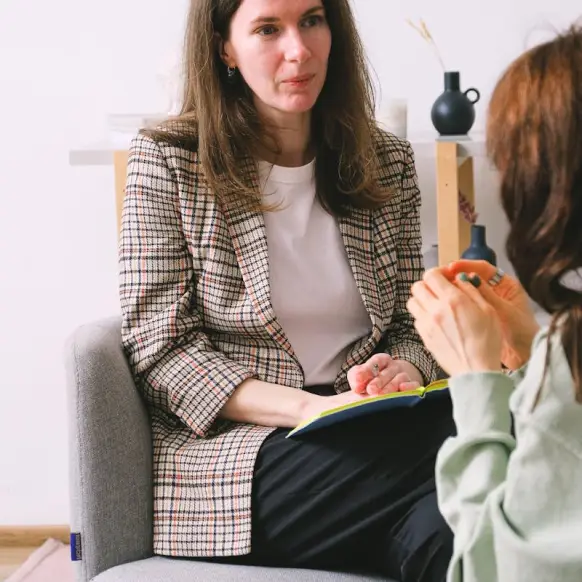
[[487, 25, 582, 403], [144, 0, 385, 215]]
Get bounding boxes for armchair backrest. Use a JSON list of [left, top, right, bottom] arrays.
[[65, 317, 153, 581]]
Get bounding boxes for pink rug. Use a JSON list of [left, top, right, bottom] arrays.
[[7, 539, 74, 582]]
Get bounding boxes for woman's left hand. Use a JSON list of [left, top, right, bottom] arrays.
[[347, 353, 423, 396], [407, 268, 503, 376]]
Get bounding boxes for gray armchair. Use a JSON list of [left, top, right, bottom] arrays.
[[65, 317, 391, 581]]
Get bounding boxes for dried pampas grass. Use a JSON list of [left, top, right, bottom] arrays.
[[407, 19, 446, 70]]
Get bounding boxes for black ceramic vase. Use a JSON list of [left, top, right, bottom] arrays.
[[461, 224, 497, 266], [431, 71, 480, 135]]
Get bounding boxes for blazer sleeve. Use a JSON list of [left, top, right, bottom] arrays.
[[383, 143, 440, 384], [118, 134, 256, 437]]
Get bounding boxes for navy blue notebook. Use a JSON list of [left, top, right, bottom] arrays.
[[287, 379, 449, 438]]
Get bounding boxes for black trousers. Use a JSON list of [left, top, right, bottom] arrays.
[[226, 390, 455, 582]]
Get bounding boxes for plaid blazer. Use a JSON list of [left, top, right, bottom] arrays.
[[118, 128, 439, 558]]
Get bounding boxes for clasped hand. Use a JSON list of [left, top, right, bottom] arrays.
[[347, 354, 423, 395], [300, 354, 423, 422], [407, 268, 503, 376], [406, 261, 540, 377]]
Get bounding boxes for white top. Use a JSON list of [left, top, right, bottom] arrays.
[[259, 160, 372, 386]]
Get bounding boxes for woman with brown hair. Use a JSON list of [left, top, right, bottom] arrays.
[[118, 0, 454, 579], [407, 26, 582, 582]]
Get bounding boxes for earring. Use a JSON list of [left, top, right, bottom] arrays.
[[227, 66, 237, 82]]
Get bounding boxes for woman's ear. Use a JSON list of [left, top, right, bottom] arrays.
[[215, 33, 235, 68]]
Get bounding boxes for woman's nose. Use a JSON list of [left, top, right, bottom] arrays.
[[283, 30, 312, 63]]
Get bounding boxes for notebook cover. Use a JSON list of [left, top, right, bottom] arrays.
[[286, 380, 448, 438]]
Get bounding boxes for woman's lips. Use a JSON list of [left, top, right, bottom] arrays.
[[283, 74, 315, 87]]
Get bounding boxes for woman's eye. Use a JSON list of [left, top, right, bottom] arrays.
[[257, 14, 324, 36], [302, 15, 324, 28], [258, 26, 278, 36]]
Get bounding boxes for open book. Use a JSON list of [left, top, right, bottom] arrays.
[[286, 379, 449, 438]]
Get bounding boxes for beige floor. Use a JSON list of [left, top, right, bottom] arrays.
[[0, 547, 35, 581]]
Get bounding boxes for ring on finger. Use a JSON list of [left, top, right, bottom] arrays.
[[488, 268, 505, 287]]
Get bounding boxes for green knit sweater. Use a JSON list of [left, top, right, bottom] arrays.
[[436, 327, 582, 582]]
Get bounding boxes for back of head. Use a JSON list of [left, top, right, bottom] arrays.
[[487, 25, 582, 401]]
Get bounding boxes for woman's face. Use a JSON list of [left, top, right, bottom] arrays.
[[222, 0, 332, 121]]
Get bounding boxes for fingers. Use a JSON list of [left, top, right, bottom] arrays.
[[348, 353, 393, 394], [468, 276, 505, 308], [369, 374, 420, 395], [410, 279, 438, 311], [367, 353, 394, 370], [423, 268, 500, 316], [367, 368, 407, 395], [406, 296, 424, 320], [422, 268, 464, 300], [410, 312, 431, 348], [453, 273, 495, 313], [407, 296, 434, 344], [444, 260, 497, 281]]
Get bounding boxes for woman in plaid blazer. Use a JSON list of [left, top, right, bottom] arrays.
[[119, 0, 454, 580]]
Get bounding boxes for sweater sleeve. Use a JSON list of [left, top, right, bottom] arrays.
[[435, 338, 582, 582]]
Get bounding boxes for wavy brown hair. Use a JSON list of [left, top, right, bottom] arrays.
[[487, 25, 582, 403], [144, 0, 385, 215]]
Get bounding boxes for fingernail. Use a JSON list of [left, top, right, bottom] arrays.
[[459, 273, 469, 282], [470, 275, 481, 287]]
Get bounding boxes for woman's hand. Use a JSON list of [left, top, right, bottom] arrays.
[[347, 354, 423, 396], [442, 260, 540, 369], [299, 355, 424, 425], [407, 268, 503, 377]]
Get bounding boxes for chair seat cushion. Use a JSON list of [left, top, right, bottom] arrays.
[[92, 556, 391, 581]]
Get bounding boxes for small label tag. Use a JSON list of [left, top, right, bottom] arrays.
[[70, 532, 82, 561]]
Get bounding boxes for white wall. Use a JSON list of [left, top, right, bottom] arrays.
[[0, 0, 579, 525], [352, 0, 580, 275]]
